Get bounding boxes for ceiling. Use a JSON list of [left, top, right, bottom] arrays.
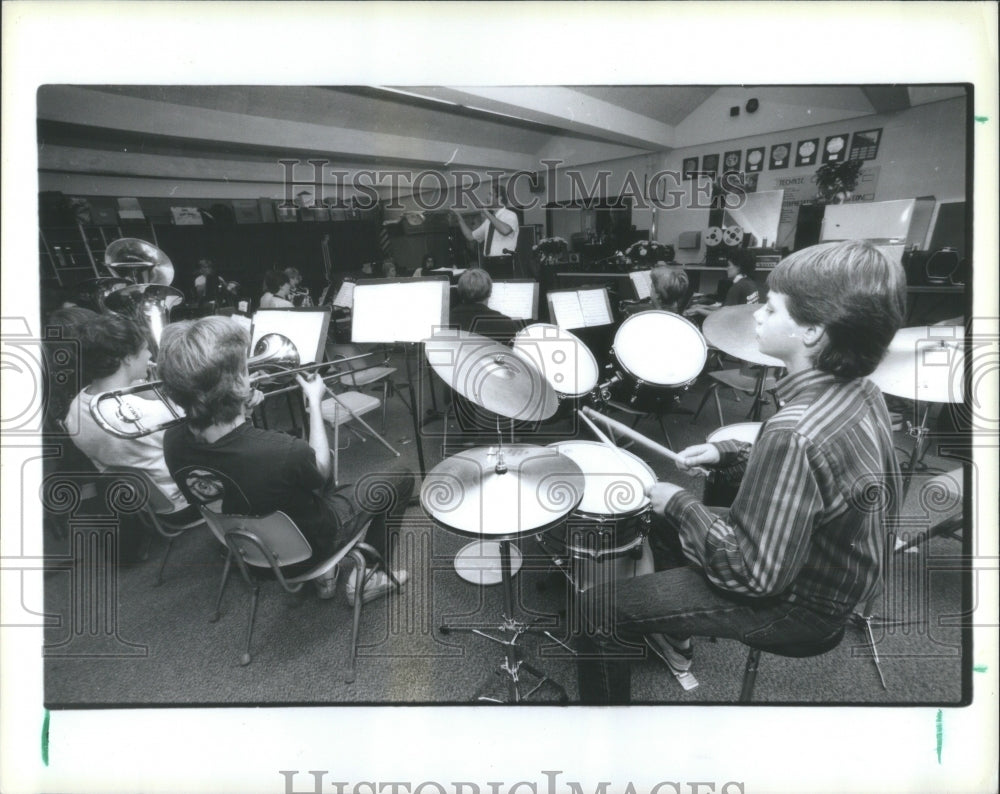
[[36, 84, 967, 199]]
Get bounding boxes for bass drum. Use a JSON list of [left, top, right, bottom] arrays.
[[702, 422, 762, 508], [541, 440, 656, 592], [610, 311, 707, 407], [512, 323, 599, 417]]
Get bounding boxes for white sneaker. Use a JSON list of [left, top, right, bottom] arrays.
[[345, 567, 408, 606]]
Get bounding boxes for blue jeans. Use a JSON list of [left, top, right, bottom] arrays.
[[574, 562, 847, 703]]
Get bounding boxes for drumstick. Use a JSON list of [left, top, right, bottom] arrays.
[[580, 406, 709, 476]]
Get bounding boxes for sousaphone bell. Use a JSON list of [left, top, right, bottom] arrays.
[[105, 238, 175, 286]]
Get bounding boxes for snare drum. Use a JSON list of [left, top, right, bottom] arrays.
[[542, 441, 656, 591], [702, 422, 762, 508], [512, 324, 599, 409], [611, 311, 707, 405]]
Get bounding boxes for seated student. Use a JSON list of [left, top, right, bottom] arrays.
[[44, 306, 100, 428], [649, 264, 690, 314], [259, 270, 294, 309], [158, 317, 413, 602], [576, 241, 905, 703], [686, 251, 761, 318], [282, 267, 313, 306], [64, 313, 195, 517], [448, 268, 522, 344]]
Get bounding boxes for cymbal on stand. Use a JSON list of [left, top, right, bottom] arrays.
[[424, 330, 559, 422]]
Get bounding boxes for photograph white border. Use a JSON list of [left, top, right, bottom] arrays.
[[3, 3, 997, 793]]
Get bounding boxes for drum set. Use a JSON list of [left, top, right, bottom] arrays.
[[419, 311, 707, 702]]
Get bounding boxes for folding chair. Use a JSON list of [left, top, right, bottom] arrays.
[[198, 504, 397, 681], [105, 466, 206, 585]]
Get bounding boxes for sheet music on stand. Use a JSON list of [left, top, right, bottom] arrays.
[[351, 277, 450, 343], [250, 307, 331, 364], [487, 280, 539, 320], [629, 269, 653, 300], [547, 287, 614, 330], [333, 281, 355, 309]]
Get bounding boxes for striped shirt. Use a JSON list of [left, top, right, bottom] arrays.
[[667, 369, 901, 617]]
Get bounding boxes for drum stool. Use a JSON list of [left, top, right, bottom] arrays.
[[738, 626, 846, 702]]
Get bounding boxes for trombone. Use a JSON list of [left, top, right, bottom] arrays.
[[89, 333, 379, 439]]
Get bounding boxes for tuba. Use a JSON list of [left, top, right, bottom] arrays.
[[104, 284, 185, 348], [105, 238, 175, 286]]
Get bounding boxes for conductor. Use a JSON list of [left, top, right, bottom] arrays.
[[452, 183, 519, 275]]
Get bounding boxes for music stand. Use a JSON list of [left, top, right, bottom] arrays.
[[351, 277, 451, 477], [487, 279, 539, 321]]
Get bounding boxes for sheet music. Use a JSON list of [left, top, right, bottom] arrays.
[[579, 288, 613, 326], [351, 279, 450, 342], [548, 291, 587, 330], [488, 281, 538, 320], [629, 269, 653, 300], [333, 281, 354, 309]]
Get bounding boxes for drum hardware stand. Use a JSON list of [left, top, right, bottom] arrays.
[[400, 343, 428, 478], [440, 537, 573, 703]]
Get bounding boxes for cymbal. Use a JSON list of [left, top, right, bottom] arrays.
[[421, 445, 585, 540], [868, 326, 965, 404], [425, 330, 559, 422], [702, 304, 783, 368]]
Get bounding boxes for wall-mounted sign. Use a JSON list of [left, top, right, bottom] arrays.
[[822, 133, 849, 163], [745, 147, 765, 173], [849, 128, 882, 161], [795, 138, 819, 167], [769, 143, 791, 170], [701, 154, 719, 179]]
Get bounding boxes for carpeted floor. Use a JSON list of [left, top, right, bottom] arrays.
[[42, 348, 970, 707]]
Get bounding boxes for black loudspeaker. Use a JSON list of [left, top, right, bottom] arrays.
[[794, 203, 825, 251]]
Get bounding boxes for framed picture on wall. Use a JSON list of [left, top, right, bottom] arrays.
[[701, 153, 719, 179], [769, 143, 791, 170], [823, 133, 849, 163], [682, 157, 699, 180], [745, 146, 765, 173], [849, 128, 882, 161], [795, 138, 819, 167], [722, 150, 742, 173]]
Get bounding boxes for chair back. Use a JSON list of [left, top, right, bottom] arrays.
[[105, 465, 175, 515], [172, 464, 252, 514], [198, 505, 313, 568]]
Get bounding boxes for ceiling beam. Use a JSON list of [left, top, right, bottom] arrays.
[[391, 86, 676, 151], [861, 86, 911, 115]]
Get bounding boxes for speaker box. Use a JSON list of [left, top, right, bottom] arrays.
[[678, 231, 701, 250]]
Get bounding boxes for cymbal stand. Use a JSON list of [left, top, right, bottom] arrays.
[[440, 538, 574, 703]]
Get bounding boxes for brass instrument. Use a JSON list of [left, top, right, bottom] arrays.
[[105, 238, 175, 286], [104, 284, 185, 347], [89, 333, 375, 438]]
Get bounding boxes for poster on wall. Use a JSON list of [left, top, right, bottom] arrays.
[[700, 153, 719, 179], [822, 133, 849, 163], [722, 150, 742, 173], [849, 128, 882, 161], [682, 156, 699, 180], [769, 143, 791, 170], [745, 146, 765, 172], [795, 138, 819, 167]]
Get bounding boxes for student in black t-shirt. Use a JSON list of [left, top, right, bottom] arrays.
[[448, 268, 523, 344], [686, 250, 762, 319], [158, 316, 413, 603]]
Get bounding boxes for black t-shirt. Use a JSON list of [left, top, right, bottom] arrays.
[[448, 302, 523, 344], [724, 276, 761, 306], [163, 422, 342, 556]]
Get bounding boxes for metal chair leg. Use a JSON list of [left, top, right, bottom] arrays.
[[241, 583, 260, 666], [346, 548, 367, 684], [210, 552, 233, 623], [713, 388, 726, 428], [740, 647, 761, 702], [155, 537, 174, 587]]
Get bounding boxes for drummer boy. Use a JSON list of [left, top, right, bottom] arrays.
[[576, 240, 906, 702]]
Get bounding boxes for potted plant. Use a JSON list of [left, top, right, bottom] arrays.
[[814, 160, 864, 204]]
